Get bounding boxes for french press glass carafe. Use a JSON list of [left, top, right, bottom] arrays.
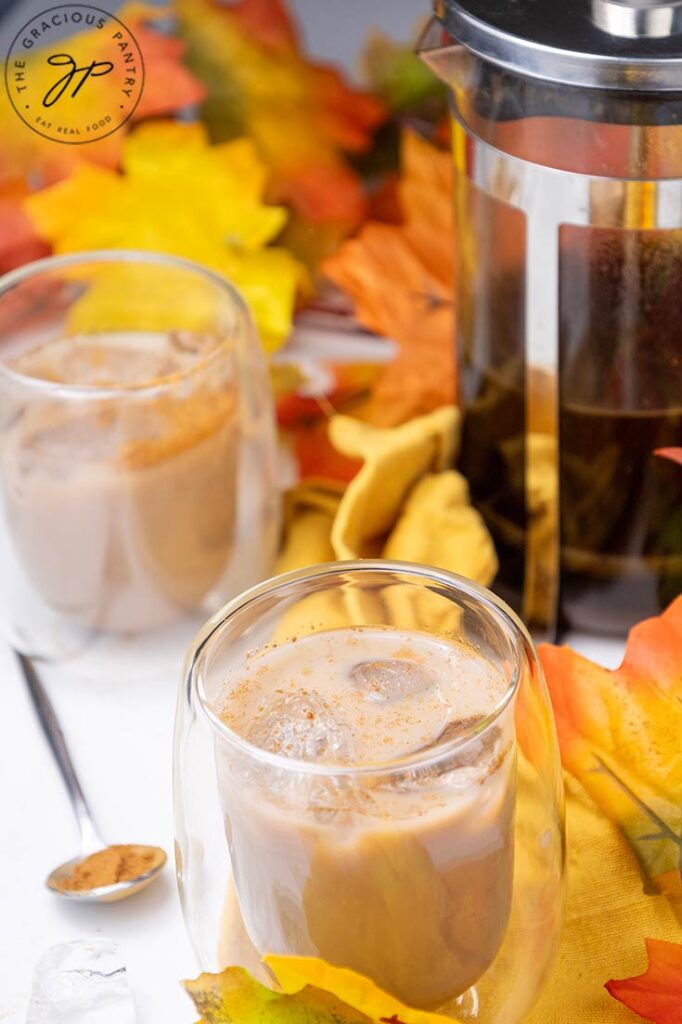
[[421, 0, 682, 638]]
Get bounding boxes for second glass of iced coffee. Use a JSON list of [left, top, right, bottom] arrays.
[[175, 562, 565, 1022], [0, 251, 279, 677]]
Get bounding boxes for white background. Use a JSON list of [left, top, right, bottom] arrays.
[[0, 645, 193, 1021]]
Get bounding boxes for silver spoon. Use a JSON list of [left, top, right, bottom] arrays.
[[17, 651, 166, 902]]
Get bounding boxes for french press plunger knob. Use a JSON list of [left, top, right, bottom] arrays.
[[593, 0, 682, 37]]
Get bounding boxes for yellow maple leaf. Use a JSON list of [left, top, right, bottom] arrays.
[[266, 956, 459, 1024], [183, 959, 462, 1024], [184, 965, 370, 1024], [24, 120, 304, 350]]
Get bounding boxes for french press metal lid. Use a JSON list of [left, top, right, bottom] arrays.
[[436, 0, 682, 87]]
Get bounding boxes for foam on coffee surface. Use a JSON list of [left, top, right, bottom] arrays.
[[218, 626, 509, 766]]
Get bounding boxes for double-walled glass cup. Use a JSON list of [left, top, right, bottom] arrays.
[[175, 561, 565, 1023], [0, 251, 279, 677]]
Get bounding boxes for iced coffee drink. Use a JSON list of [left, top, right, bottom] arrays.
[[214, 626, 516, 1009], [0, 333, 237, 633]]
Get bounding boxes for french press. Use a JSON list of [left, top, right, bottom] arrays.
[[421, 0, 682, 638]]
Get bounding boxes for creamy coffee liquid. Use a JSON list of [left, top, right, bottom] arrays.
[[215, 627, 516, 1009], [0, 334, 237, 633]]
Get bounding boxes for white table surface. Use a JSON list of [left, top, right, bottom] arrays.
[[0, 628, 626, 1022]]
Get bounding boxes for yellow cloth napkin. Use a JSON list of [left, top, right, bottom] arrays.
[[277, 405, 497, 587], [528, 776, 681, 1022]]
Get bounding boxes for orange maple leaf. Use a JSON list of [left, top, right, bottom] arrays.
[[656, 448, 682, 468], [539, 597, 682, 897], [0, 183, 49, 273], [292, 419, 363, 484], [606, 938, 682, 1023], [127, 7, 206, 120], [323, 131, 456, 427], [222, 0, 298, 52], [276, 362, 380, 483]]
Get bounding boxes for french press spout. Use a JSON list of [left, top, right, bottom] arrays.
[[421, 0, 682, 639]]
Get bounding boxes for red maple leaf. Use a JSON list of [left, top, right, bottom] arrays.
[[606, 938, 682, 1024]]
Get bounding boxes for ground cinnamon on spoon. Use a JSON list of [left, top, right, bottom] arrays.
[[56, 845, 165, 892]]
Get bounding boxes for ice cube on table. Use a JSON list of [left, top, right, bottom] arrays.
[[246, 691, 351, 763], [349, 659, 434, 703], [26, 938, 135, 1024]]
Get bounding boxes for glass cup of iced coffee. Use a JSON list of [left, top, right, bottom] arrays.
[[0, 251, 279, 677], [175, 561, 565, 1022]]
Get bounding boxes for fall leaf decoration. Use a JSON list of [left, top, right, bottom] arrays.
[[176, 0, 385, 235], [184, 957, 461, 1024], [656, 448, 682, 468], [360, 30, 446, 115], [288, 416, 365, 485], [0, 183, 49, 274], [539, 596, 682, 898], [125, 3, 207, 121], [226, 0, 298, 50], [276, 359, 385, 483], [606, 938, 682, 1023], [265, 956, 457, 1024], [355, 27, 449, 189], [184, 966, 369, 1024], [323, 131, 456, 426], [23, 121, 304, 350]]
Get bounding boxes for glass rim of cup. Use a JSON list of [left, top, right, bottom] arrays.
[[0, 248, 251, 401], [184, 559, 525, 779]]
